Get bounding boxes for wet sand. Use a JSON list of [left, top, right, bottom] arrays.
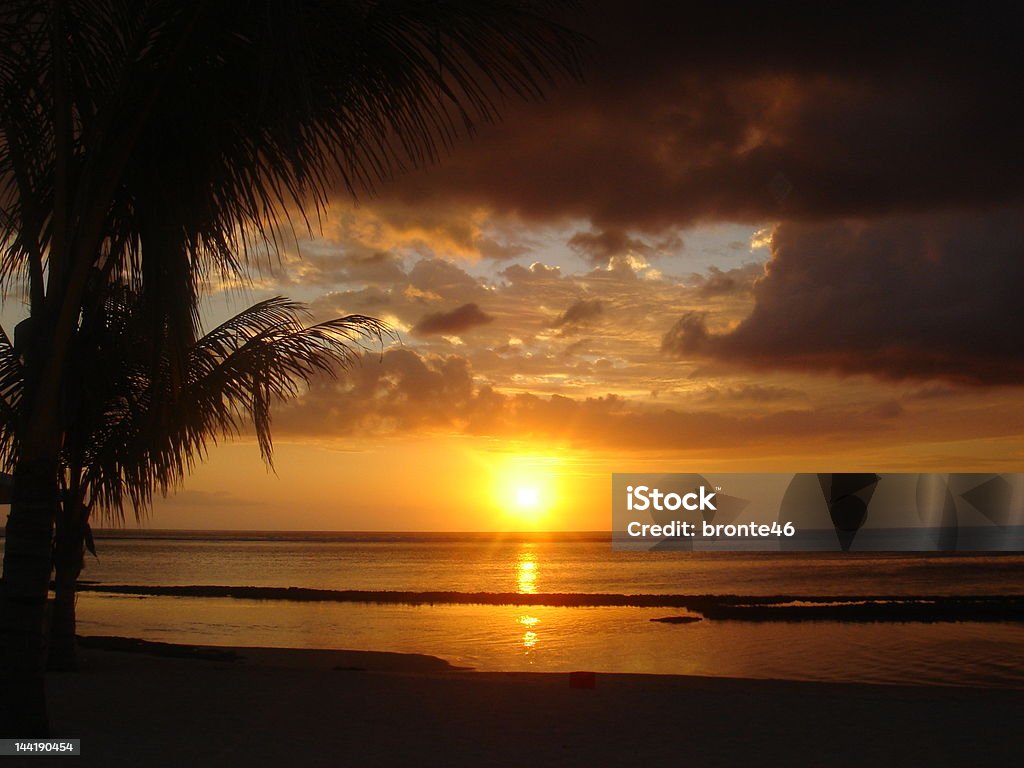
[[46, 637, 1023, 767]]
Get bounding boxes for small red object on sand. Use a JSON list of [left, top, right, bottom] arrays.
[[569, 671, 596, 689]]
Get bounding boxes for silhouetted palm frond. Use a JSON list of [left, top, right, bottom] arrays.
[[73, 296, 394, 522], [0, 292, 393, 523], [0, 326, 22, 471], [1, 1, 582, 375]]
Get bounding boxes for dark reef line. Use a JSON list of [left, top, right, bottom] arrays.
[[70, 583, 1024, 622]]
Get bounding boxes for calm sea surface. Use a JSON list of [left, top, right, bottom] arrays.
[[64, 532, 1024, 688]]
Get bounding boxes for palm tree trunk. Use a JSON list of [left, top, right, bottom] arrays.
[[0, 455, 57, 737], [48, 508, 84, 673]]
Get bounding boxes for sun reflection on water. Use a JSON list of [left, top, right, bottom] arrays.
[[516, 548, 539, 594], [517, 615, 540, 650], [515, 547, 541, 655]]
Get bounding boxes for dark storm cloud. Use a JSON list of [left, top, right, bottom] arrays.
[[551, 298, 604, 329], [301, 4, 1024, 394], [662, 209, 1024, 385], [567, 229, 681, 264], [412, 303, 494, 336], [660, 312, 709, 356], [690, 264, 762, 296], [568, 230, 646, 263], [375, 3, 1023, 227], [500, 262, 562, 284]]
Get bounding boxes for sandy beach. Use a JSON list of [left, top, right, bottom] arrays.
[[43, 637, 1023, 767]]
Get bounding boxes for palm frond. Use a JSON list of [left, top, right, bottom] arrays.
[[78, 296, 394, 522], [0, 325, 23, 471], [3, 1, 583, 338]]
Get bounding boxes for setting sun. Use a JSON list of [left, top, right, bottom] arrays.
[[487, 456, 561, 526], [506, 479, 548, 523], [515, 486, 541, 509]]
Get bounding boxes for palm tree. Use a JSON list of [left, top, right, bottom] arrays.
[[0, 291, 392, 671], [0, 1, 581, 733]]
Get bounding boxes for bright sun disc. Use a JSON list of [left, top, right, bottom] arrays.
[[515, 486, 540, 508], [489, 455, 560, 526]]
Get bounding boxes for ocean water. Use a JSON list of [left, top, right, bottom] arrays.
[[66, 532, 1024, 688]]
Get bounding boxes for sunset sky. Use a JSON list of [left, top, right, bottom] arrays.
[[7, 4, 1021, 531]]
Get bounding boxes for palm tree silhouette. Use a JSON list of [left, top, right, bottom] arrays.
[[0, 0, 582, 733], [2, 290, 391, 671]]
